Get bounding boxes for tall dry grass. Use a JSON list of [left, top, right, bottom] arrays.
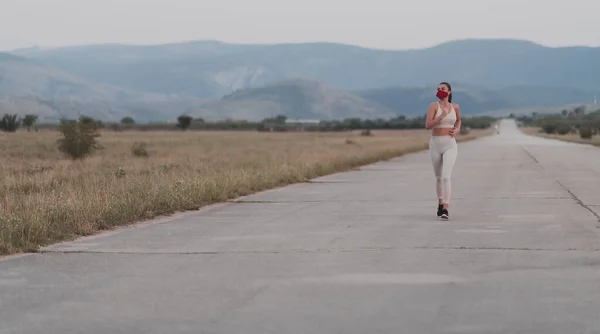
[[0, 128, 491, 255]]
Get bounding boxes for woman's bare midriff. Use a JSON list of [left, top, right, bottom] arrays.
[[431, 128, 454, 136]]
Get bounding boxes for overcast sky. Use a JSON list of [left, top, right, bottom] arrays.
[[1, 0, 598, 51]]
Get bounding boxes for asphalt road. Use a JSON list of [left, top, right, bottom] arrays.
[[2, 119, 600, 334]]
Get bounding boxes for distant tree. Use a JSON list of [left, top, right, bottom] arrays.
[[0, 114, 20, 132], [121, 116, 135, 125], [343, 118, 363, 129], [560, 109, 568, 117], [22, 114, 38, 132], [177, 115, 193, 131], [79, 115, 98, 131], [274, 114, 287, 124], [258, 114, 288, 131], [573, 105, 586, 116]]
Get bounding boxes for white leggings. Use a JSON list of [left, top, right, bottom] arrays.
[[429, 135, 458, 205]]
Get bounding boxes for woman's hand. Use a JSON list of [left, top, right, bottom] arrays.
[[440, 107, 451, 118]]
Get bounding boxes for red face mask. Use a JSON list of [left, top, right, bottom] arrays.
[[436, 90, 449, 100]]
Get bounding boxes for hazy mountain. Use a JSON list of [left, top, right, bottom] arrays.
[[355, 83, 597, 116], [192, 78, 398, 121], [0, 52, 126, 101], [0, 52, 208, 122], [4, 38, 600, 122], [355, 83, 514, 116], [11, 39, 600, 100], [496, 85, 597, 108]]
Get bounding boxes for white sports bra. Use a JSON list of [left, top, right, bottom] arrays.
[[433, 102, 457, 128]]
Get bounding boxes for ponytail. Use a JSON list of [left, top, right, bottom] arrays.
[[448, 93, 452, 103]]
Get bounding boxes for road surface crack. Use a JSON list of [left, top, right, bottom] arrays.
[[520, 145, 599, 227], [555, 180, 600, 225], [521, 145, 540, 164]]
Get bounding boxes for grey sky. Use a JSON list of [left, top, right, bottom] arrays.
[[1, 0, 599, 51]]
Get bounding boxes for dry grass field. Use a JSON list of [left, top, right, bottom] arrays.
[[520, 127, 600, 146], [0, 128, 492, 255]]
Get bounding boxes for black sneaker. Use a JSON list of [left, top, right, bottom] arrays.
[[440, 208, 449, 219], [437, 204, 443, 217]]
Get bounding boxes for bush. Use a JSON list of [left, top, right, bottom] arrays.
[[556, 123, 571, 135], [360, 129, 373, 136], [579, 125, 593, 139], [0, 114, 20, 132], [542, 123, 557, 134], [56, 118, 103, 160], [131, 142, 149, 157]]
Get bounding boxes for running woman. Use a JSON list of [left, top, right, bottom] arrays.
[[425, 82, 461, 219]]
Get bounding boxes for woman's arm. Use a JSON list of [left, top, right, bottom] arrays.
[[453, 103, 462, 131], [449, 103, 462, 137]]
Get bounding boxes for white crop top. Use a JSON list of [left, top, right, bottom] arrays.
[[433, 102, 457, 128]]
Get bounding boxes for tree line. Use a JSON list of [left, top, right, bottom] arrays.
[[513, 105, 600, 139], [1, 113, 497, 133]]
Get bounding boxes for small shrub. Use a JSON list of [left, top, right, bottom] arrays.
[[114, 167, 126, 178], [542, 123, 557, 134], [556, 123, 571, 135], [131, 142, 149, 157], [579, 125, 593, 139], [360, 129, 372, 136], [0, 114, 20, 132], [159, 163, 178, 173], [56, 118, 103, 160]]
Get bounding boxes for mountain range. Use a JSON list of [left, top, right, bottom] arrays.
[[1, 38, 599, 122]]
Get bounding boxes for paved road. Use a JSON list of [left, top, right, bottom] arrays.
[[2, 119, 600, 333]]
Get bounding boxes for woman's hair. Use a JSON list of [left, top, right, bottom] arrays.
[[439, 82, 452, 103]]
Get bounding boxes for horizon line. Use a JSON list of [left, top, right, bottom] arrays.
[[5, 37, 600, 53]]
